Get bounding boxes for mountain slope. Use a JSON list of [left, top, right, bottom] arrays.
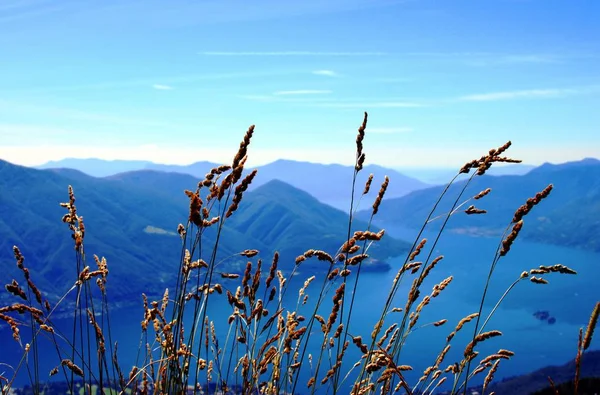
[[1, 160, 408, 305], [0, 160, 193, 302], [228, 179, 407, 267], [106, 171, 409, 266], [358, 158, 600, 252]]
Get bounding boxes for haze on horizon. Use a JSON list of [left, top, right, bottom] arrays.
[[1, 0, 599, 168]]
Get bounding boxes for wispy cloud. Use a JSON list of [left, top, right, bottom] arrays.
[[3, 70, 300, 95], [238, 93, 426, 107], [273, 89, 332, 95], [500, 55, 560, 64], [152, 84, 174, 90], [462, 54, 562, 67], [312, 70, 338, 77], [199, 51, 386, 56], [392, 51, 567, 67], [457, 86, 600, 102], [313, 101, 426, 108], [367, 127, 413, 134], [0, 99, 187, 128]]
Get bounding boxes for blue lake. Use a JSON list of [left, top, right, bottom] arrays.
[[1, 226, 598, 393]]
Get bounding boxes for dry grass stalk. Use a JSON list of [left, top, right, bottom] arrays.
[[464, 330, 503, 358], [480, 352, 510, 365], [459, 141, 512, 175], [575, 327, 583, 395], [298, 276, 315, 299], [226, 169, 258, 218], [5, 280, 27, 301], [433, 319, 447, 327], [326, 283, 345, 334], [372, 176, 389, 215], [512, 184, 553, 223], [583, 301, 599, 351], [217, 156, 247, 201], [352, 335, 369, 354], [435, 344, 451, 369], [240, 249, 259, 258], [420, 255, 444, 285], [432, 276, 453, 297], [447, 313, 479, 342], [328, 268, 340, 281], [92, 255, 109, 292], [87, 309, 106, 355], [295, 249, 334, 265], [0, 313, 20, 342], [355, 112, 368, 171], [341, 237, 356, 253], [61, 359, 84, 377], [409, 238, 427, 261], [60, 185, 85, 251], [482, 359, 500, 394], [264, 252, 279, 289], [500, 220, 523, 256], [529, 264, 577, 275], [320, 340, 349, 385], [474, 188, 492, 200], [459, 141, 521, 176], [354, 229, 385, 241], [471, 363, 490, 377], [465, 205, 487, 215], [363, 173, 374, 195], [377, 324, 397, 348], [12, 246, 45, 306], [232, 125, 255, 170], [347, 254, 369, 266], [383, 328, 400, 353], [529, 276, 549, 285], [184, 189, 203, 227]]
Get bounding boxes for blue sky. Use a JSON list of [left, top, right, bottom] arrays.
[[1, 0, 599, 168]]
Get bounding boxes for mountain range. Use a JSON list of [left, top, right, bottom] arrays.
[[0, 159, 408, 304], [36, 158, 537, 183], [358, 158, 600, 253], [392, 163, 536, 184], [36, 158, 431, 210], [3, 156, 600, 305]]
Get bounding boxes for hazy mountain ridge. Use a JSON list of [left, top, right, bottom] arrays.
[[37, 158, 158, 177], [36, 158, 431, 210], [0, 159, 408, 304], [247, 159, 430, 209], [393, 163, 537, 184], [359, 158, 600, 252]]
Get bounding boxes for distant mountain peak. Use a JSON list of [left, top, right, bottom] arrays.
[[251, 178, 319, 201], [531, 157, 600, 174]]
